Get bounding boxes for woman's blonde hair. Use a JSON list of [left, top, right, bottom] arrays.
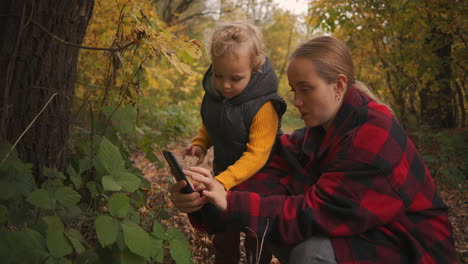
[[291, 36, 387, 107], [205, 21, 266, 71]]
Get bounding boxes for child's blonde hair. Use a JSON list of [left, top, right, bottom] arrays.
[[206, 21, 266, 71]]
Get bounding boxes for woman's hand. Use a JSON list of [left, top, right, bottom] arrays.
[[182, 144, 206, 165], [169, 180, 207, 213], [184, 167, 228, 212]]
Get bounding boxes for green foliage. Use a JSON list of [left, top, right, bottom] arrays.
[[412, 129, 468, 188], [0, 134, 193, 263]]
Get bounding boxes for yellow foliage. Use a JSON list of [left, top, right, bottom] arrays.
[[75, 0, 205, 117]]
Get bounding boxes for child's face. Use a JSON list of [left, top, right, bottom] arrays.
[[212, 49, 253, 98]]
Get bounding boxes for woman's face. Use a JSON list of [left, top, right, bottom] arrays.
[[287, 57, 344, 130], [212, 49, 253, 99]]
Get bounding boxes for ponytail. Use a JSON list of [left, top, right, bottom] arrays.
[[354, 80, 392, 112]]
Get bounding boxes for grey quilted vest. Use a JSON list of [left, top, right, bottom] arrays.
[[200, 59, 287, 174]]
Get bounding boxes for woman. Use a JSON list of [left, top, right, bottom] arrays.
[[169, 36, 456, 264]]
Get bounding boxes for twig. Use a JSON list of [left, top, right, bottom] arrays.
[[257, 218, 270, 264], [244, 218, 270, 264], [0, 92, 60, 167], [0, 14, 134, 52]]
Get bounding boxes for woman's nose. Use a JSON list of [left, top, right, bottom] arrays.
[[293, 94, 302, 107]]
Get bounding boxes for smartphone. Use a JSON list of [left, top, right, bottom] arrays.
[[162, 150, 194, 194]]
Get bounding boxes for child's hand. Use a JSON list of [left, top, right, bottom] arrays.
[[184, 167, 228, 212], [182, 144, 206, 165]]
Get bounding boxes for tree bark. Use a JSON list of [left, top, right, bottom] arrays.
[[420, 30, 454, 128], [0, 0, 94, 181]]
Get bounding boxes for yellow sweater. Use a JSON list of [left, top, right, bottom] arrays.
[[191, 101, 279, 190]]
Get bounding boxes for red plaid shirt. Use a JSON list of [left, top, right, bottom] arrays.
[[190, 86, 456, 264]]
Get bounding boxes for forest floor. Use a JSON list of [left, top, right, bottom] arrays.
[[132, 138, 467, 264]]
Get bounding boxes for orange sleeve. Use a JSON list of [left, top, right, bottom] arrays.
[[215, 101, 278, 190], [191, 123, 212, 150]]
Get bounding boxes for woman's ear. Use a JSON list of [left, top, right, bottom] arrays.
[[335, 74, 348, 96]]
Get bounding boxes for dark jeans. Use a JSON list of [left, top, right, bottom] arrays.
[[213, 231, 273, 264], [271, 236, 337, 264]]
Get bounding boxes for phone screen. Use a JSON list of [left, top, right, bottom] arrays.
[[162, 150, 194, 194]]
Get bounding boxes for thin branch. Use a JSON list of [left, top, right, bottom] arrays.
[[0, 14, 134, 52], [173, 5, 243, 25], [0, 93, 61, 167]]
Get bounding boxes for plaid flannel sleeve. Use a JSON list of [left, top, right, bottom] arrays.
[[226, 158, 405, 245]]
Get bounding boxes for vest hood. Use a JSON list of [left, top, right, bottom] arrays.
[[202, 58, 279, 105]]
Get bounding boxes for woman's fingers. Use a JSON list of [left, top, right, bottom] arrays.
[[169, 181, 207, 212]]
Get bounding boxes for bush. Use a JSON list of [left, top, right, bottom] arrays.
[[411, 128, 468, 188], [0, 109, 193, 263]]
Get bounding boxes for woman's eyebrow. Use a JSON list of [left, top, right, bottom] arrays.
[[292, 81, 310, 86]]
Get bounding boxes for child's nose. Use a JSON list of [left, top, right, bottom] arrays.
[[223, 81, 231, 89]]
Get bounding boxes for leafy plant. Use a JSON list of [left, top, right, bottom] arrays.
[[0, 128, 193, 263], [411, 128, 468, 188]]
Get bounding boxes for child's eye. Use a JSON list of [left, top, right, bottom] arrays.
[[214, 75, 222, 79], [232, 77, 242, 82]]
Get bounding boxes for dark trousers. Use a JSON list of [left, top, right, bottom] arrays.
[[213, 231, 273, 264], [271, 236, 337, 264]]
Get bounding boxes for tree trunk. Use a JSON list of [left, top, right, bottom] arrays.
[[0, 0, 94, 181], [420, 31, 454, 128]]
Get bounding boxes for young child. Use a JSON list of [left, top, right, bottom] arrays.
[[182, 21, 286, 264]]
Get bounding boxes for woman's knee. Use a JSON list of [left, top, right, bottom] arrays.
[[288, 236, 337, 264]]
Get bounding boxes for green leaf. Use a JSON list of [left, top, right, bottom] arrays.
[[55, 186, 81, 207], [94, 215, 119, 247], [108, 193, 130, 218], [27, 189, 55, 209], [67, 164, 82, 189], [43, 167, 66, 180], [102, 175, 122, 191], [86, 181, 98, 197], [97, 137, 125, 174], [120, 105, 137, 134], [168, 227, 191, 264], [145, 152, 158, 163], [76, 250, 100, 264], [128, 210, 141, 224], [149, 236, 164, 263], [0, 204, 7, 225], [58, 258, 72, 264], [43, 216, 73, 258], [65, 228, 86, 254], [0, 180, 15, 200], [152, 221, 166, 239], [122, 247, 146, 264], [78, 157, 92, 174], [114, 172, 141, 193], [0, 228, 48, 263], [121, 219, 151, 258], [45, 257, 72, 264]]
